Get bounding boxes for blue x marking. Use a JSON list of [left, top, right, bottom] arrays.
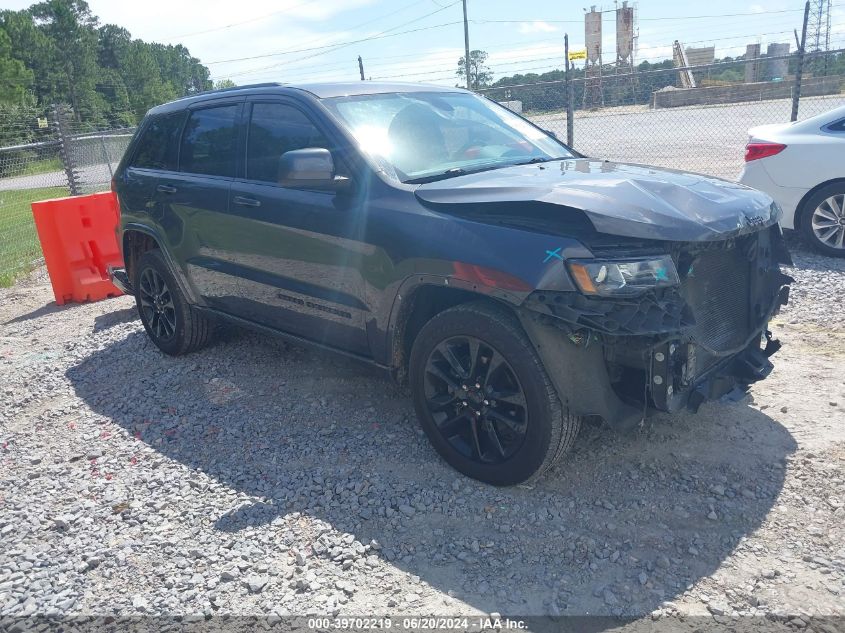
[[543, 247, 564, 263]]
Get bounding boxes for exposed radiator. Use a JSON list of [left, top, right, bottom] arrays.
[[681, 245, 751, 354]]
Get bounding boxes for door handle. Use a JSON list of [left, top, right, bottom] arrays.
[[157, 184, 177, 194], [233, 196, 261, 208]]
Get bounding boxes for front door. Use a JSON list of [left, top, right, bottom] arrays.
[[225, 99, 369, 355]]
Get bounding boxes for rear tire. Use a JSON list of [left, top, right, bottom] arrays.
[[409, 301, 580, 486], [133, 249, 214, 355], [799, 183, 845, 257]]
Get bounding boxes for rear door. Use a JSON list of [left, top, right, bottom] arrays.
[[118, 111, 184, 223], [155, 99, 243, 308], [225, 98, 369, 354]]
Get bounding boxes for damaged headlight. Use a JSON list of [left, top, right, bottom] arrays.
[[568, 255, 679, 297]]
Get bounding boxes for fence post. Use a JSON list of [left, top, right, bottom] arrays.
[[564, 33, 574, 148], [791, 1, 810, 122], [99, 134, 114, 179], [52, 104, 82, 195]]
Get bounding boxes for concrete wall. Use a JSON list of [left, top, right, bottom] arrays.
[[652, 76, 842, 109]]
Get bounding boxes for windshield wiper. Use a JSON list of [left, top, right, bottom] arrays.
[[513, 156, 570, 165], [404, 167, 470, 184], [405, 157, 569, 185]]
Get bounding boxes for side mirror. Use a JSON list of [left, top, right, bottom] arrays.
[[545, 129, 558, 139], [278, 148, 350, 191]]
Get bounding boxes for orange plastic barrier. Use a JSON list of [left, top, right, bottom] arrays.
[[31, 191, 123, 305]]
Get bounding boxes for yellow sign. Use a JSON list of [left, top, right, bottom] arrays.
[[568, 49, 587, 61]]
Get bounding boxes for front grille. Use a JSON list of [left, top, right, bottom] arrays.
[[681, 245, 751, 353]]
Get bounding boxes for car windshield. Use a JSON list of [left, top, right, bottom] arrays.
[[322, 91, 573, 183]]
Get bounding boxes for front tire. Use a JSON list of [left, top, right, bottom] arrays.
[[409, 302, 580, 486], [800, 183, 845, 257], [133, 249, 214, 355]]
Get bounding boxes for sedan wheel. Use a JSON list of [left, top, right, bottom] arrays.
[[810, 194, 845, 251], [801, 184, 845, 258]]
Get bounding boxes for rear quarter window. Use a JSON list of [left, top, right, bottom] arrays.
[[131, 112, 185, 170], [824, 118, 845, 132]]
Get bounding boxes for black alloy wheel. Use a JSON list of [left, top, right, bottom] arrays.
[[133, 249, 215, 356], [409, 302, 581, 486], [138, 267, 176, 341], [424, 336, 528, 464]]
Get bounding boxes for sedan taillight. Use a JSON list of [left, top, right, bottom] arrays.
[[744, 142, 786, 162]]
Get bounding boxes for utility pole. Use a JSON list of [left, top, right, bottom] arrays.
[[791, 1, 810, 122], [358, 55, 365, 81], [462, 0, 471, 89]]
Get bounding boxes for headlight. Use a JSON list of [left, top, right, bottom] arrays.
[[567, 255, 679, 297]]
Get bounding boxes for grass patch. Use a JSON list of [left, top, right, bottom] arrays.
[[15, 156, 63, 177], [0, 185, 69, 287]]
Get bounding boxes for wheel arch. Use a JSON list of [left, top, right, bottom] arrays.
[[387, 280, 523, 384], [793, 177, 845, 228], [121, 224, 198, 304], [122, 227, 161, 285]]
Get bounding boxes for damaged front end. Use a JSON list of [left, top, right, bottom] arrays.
[[519, 224, 793, 431]]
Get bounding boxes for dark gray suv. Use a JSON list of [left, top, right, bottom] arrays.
[[111, 81, 792, 486]]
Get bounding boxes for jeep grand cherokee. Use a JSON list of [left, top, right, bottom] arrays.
[[110, 82, 792, 486]]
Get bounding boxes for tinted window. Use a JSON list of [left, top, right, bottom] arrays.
[[826, 118, 845, 132], [131, 112, 184, 170], [246, 103, 328, 183], [180, 105, 239, 177]]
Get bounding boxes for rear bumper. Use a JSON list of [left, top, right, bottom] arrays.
[[108, 266, 133, 295], [739, 162, 806, 230]]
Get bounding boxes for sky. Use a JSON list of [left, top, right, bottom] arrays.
[[3, 0, 844, 86]]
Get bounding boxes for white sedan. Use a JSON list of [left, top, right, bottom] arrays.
[[739, 104, 845, 257]]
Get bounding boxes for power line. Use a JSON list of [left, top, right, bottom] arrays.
[[207, 1, 461, 66], [470, 6, 810, 24], [219, 37, 567, 83], [223, 12, 808, 83], [362, 28, 809, 83], [223, 21, 463, 79], [160, 0, 322, 41]]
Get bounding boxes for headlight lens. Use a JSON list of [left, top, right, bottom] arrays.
[[568, 255, 679, 297]]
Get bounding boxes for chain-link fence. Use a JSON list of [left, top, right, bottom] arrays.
[[1, 49, 844, 286], [481, 49, 845, 181], [0, 105, 134, 286]]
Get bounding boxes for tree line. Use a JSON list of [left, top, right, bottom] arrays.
[[0, 0, 214, 145]]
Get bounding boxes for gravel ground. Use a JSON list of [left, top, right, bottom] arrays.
[[1, 235, 843, 630]]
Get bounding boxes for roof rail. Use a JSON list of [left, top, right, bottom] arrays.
[[194, 82, 284, 97]]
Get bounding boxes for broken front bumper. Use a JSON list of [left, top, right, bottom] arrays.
[[519, 303, 787, 432], [519, 226, 793, 431]]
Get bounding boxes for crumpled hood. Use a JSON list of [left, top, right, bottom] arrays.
[[414, 158, 779, 241]]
